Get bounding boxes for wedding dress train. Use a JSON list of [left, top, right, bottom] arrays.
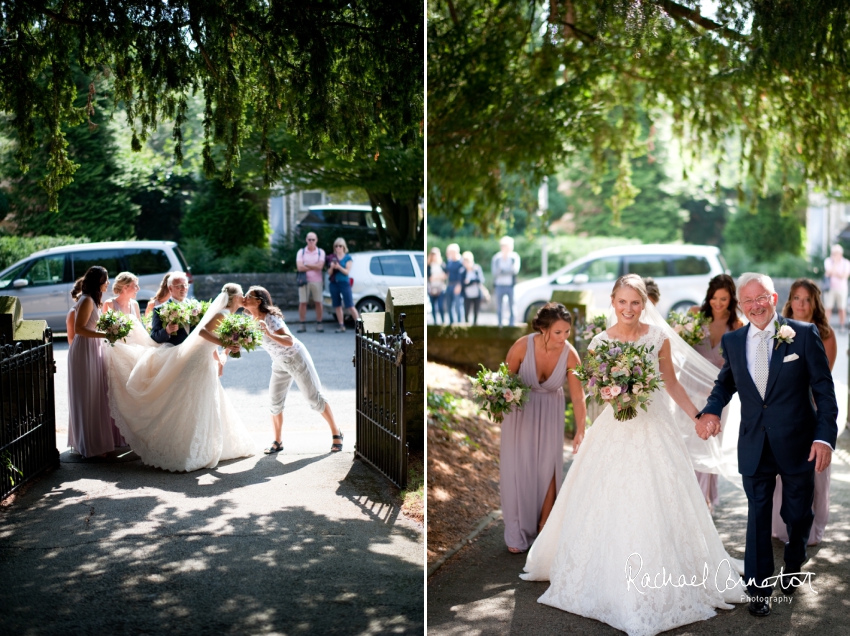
[[104, 296, 255, 472], [521, 326, 744, 636]]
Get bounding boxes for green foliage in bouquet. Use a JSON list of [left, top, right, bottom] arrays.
[[469, 362, 530, 424], [96, 309, 133, 346], [156, 303, 192, 328], [667, 311, 710, 348], [214, 313, 263, 359], [184, 299, 213, 329]]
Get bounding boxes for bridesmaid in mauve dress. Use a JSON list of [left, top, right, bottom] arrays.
[[691, 274, 743, 510], [773, 279, 837, 545], [500, 303, 586, 553], [68, 266, 124, 457]]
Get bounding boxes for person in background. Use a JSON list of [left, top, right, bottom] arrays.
[[691, 274, 744, 512], [773, 278, 837, 545], [328, 238, 359, 332], [296, 232, 326, 333], [144, 273, 172, 318], [427, 247, 448, 324], [461, 251, 486, 325], [445, 243, 465, 325], [823, 243, 850, 331], [491, 237, 521, 327], [103, 272, 142, 320], [643, 277, 661, 306], [65, 277, 85, 346]]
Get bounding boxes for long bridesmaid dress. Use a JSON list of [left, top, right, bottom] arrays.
[[67, 294, 124, 457], [500, 333, 569, 551], [692, 325, 731, 509]]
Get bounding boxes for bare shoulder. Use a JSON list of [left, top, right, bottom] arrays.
[[508, 334, 530, 357]]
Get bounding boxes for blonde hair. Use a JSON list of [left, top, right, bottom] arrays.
[[222, 283, 244, 308], [112, 272, 138, 295], [462, 250, 475, 264], [611, 274, 648, 306], [333, 237, 349, 253]]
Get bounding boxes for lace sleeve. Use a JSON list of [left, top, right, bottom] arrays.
[[587, 331, 608, 352]]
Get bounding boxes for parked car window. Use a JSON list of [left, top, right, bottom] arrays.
[[626, 255, 668, 278], [372, 255, 416, 277], [579, 257, 621, 282], [26, 255, 66, 286], [0, 261, 32, 289], [671, 255, 711, 276], [414, 254, 424, 276], [124, 248, 171, 276], [72, 250, 123, 278]]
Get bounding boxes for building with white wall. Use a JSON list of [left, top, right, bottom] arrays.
[[806, 191, 850, 259]]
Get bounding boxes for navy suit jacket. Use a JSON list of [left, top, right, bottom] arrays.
[[700, 316, 838, 477], [150, 299, 193, 346]]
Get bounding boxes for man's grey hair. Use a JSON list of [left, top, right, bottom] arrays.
[[167, 271, 188, 286], [737, 272, 776, 295]]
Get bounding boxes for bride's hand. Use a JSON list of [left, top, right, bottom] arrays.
[[573, 432, 584, 454]]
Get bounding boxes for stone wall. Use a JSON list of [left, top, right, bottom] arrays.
[[427, 324, 532, 374], [193, 273, 300, 308], [386, 286, 425, 451]]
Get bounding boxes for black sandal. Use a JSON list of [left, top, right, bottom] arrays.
[[264, 440, 283, 454], [331, 432, 344, 453]]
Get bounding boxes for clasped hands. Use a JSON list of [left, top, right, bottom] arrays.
[[695, 413, 721, 440]]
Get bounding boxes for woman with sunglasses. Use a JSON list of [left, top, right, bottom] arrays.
[[243, 286, 344, 454]]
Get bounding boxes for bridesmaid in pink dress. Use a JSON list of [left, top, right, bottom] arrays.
[[773, 279, 837, 545], [500, 303, 586, 553], [691, 274, 743, 510], [67, 266, 124, 457]]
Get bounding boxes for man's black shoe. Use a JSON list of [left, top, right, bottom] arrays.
[[780, 563, 803, 594], [748, 596, 771, 617]]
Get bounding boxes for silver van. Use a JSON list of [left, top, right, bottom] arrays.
[[0, 240, 192, 331]]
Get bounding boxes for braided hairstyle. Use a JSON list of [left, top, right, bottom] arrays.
[[531, 302, 573, 332]]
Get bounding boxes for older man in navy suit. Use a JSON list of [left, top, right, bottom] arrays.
[[150, 272, 193, 346], [697, 273, 837, 618]]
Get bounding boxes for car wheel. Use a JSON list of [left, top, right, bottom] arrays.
[[524, 301, 547, 324], [356, 297, 385, 314], [669, 301, 698, 316]]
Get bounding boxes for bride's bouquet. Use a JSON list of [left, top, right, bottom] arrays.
[[184, 299, 212, 329], [574, 340, 664, 421], [469, 363, 530, 424], [96, 309, 133, 346], [214, 313, 263, 358], [667, 310, 709, 348], [156, 303, 191, 329]]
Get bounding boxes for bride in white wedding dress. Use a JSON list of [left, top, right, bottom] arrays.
[[104, 283, 255, 472], [521, 275, 744, 636]]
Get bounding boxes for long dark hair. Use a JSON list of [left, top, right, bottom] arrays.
[[532, 302, 572, 332], [154, 273, 171, 303], [782, 278, 832, 340], [247, 285, 283, 318], [699, 274, 739, 331], [81, 266, 108, 306]]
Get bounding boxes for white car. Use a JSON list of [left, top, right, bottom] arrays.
[[513, 244, 728, 322], [323, 250, 424, 315], [0, 240, 193, 331]]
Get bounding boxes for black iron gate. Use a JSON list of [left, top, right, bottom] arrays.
[[353, 314, 409, 488], [1, 331, 59, 500]]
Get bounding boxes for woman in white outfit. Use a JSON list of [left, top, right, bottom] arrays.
[[105, 283, 254, 472], [242, 286, 343, 454]]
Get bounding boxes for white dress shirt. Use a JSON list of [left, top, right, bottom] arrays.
[[747, 311, 833, 451]]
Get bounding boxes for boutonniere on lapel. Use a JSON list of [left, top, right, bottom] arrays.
[[772, 321, 795, 350]]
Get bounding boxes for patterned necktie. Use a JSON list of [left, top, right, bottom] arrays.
[[754, 330, 770, 399]]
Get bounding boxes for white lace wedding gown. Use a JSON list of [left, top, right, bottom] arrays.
[[104, 297, 255, 472], [521, 326, 744, 636]]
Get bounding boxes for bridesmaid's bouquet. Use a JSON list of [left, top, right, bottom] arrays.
[[96, 309, 133, 346], [469, 363, 530, 424], [667, 310, 710, 348], [141, 313, 153, 333], [214, 314, 263, 358], [157, 303, 191, 329], [574, 340, 663, 421], [184, 299, 212, 328]]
